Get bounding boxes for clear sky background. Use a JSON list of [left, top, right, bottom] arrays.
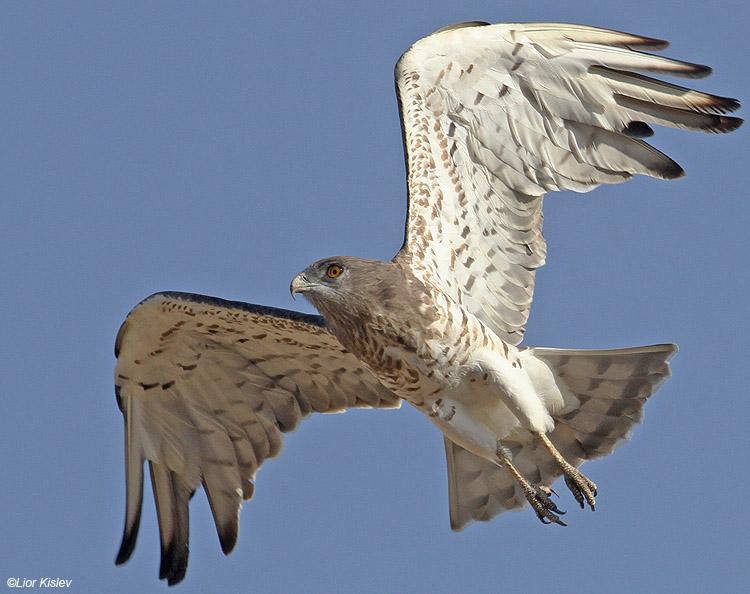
[[2, 2, 748, 593]]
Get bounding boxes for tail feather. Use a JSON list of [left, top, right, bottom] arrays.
[[536, 343, 677, 460], [444, 343, 677, 530]]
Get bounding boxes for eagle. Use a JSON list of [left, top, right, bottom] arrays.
[[113, 22, 742, 585]]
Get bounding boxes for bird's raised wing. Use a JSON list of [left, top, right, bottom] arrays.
[[394, 22, 741, 344], [113, 292, 399, 585]]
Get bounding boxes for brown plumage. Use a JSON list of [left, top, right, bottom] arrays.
[[113, 21, 740, 584]]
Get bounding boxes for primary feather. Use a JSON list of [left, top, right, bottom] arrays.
[[112, 22, 741, 584], [114, 292, 399, 584], [395, 22, 740, 345]]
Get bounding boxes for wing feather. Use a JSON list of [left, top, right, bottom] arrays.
[[394, 22, 742, 344], [114, 292, 399, 584]]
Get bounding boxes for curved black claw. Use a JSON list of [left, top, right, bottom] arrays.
[[564, 472, 597, 511], [535, 486, 566, 515], [565, 475, 585, 509], [528, 485, 567, 526], [536, 508, 567, 527]]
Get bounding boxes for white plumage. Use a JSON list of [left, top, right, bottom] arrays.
[[112, 22, 741, 584], [395, 22, 739, 344], [444, 344, 676, 529]]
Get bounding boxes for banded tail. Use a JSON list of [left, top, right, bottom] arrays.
[[445, 343, 676, 530]]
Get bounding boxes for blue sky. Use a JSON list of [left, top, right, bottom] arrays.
[[2, 2, 748, 592]]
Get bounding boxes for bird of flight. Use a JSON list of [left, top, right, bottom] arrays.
[[113, 22, 742, 585]]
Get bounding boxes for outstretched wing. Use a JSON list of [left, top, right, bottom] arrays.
[[394, 22, 741, 344], [114, 292, 399, 585]]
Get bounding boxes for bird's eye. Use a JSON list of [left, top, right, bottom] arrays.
[[326, 264, 344, 279]]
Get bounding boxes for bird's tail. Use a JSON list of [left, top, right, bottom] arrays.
[[532, 343, 677, 463], [445, 343, 676, 530]]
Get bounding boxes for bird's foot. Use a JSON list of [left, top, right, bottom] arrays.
[[563, 469, 597, 511], [536, 432, 597, 511], [496, 440, 567, 526], [524, 484, 567, 526]]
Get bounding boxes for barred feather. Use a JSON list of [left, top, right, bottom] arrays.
[[445, 344, 677, 529]]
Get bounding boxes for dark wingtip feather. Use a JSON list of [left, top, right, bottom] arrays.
[[115, 533, 137, 566], [714, 116, 743, 133], [697, 114, 743, 133], [158, 542, 175, 580], [150, 463, 191, 585], [167, 567, 187, 587], [623, 121, 654, 138], [433, 21, 490, 35], [662, 160, 685, 179], [114, 384, 123, 413], [711, 96, 741, 114], [628, 36, 669, 50], [114, 319, 128, 358], [115, 456, 143, 566], [614, 93, 743, 134], [686, 63, 712, 79], [242, 479, 255, 500], [115, 513, 141, 566], [159, 540, 188, 585], [628, 136, 685, 180], [218, 522, 238, 555], [202, 478, 241, 556], [647, 146, 684, 179]]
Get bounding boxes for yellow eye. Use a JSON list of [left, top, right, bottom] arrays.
[[326, 264, 344, 279]]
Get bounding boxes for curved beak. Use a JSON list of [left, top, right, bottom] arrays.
[[290, 273, 313, 298]]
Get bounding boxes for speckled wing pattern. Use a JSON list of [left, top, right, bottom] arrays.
[[394, 22, 741, 345], [113, 292, 399, 585]]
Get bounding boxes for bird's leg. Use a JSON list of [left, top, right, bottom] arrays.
[[429, 398, 457, 422], [495, 442, 566, 526], [536, 432, 597, 510]]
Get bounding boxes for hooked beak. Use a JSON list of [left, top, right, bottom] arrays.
[[290, 273, 314, 298]]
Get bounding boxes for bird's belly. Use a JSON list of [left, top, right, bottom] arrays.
[[418, 376, 532, 461]]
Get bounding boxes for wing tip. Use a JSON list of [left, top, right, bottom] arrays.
[[662, 161, 685, 180], [661, 343, 679, 359], [159, 541, 189, 586], [708, 95, 742, 114], [218, 522, 239, 556], [644, 147, 684, 179], [114, 384, 123, 413], [431, 21, 490, 36], [115, 499, 142, 566], [606, 29, 669, 50], [638, 139, 684, 180], [622, 121, 655, 138], [115, 536, 136, 566], [714, 115, 743, 133], [633, 37, 669, 50], [116, 438, 144, 567], [684, 63, 712, 79], [202, 478, 241, 556]]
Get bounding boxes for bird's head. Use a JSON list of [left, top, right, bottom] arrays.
[[290, 256, 399, 317], [290, 257, 350, 300]]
